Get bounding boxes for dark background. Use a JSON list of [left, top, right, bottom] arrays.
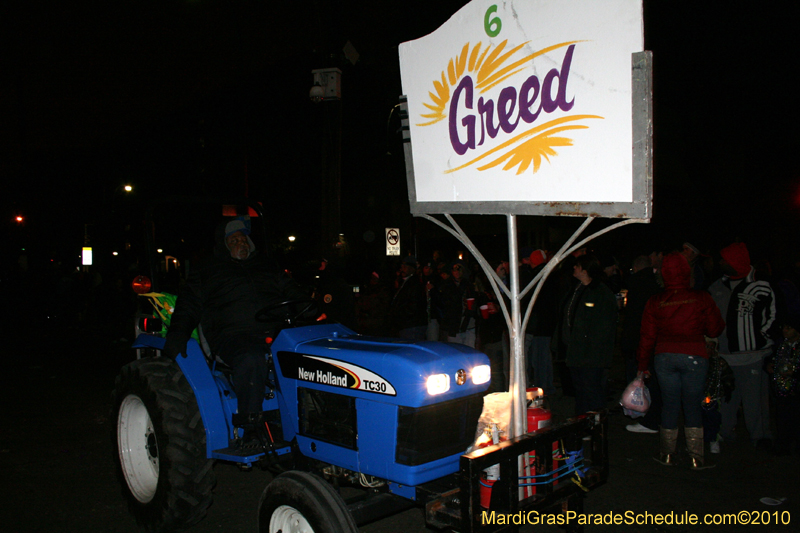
[[3, 0, 799, 281], [1, 3, 799, 531]]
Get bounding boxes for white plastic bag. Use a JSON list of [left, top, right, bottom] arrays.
[[468, 392, 511, 452], [620, 376, 650, 418]]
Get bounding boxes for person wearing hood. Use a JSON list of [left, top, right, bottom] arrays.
[[638, 253, 725, 469], [708, 242, 777, 451], [164, 218, 310, 448]]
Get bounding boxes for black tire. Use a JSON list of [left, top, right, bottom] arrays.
[[112, 357, 216, 532], [258, 471, 358, 533]]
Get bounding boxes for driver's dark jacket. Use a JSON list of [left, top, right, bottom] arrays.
[[168, 248, 307, 358]]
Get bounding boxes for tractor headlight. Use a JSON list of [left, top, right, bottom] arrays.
[[426, 373, 450, 395], [471, 364, 491, 385]]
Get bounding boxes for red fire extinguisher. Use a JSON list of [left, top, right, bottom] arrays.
[[526, 387, 552, 431], [524, 388, 556, 497], [479, 423, 502, 508]]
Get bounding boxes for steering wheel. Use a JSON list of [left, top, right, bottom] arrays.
[[255, 298, 318, 325]]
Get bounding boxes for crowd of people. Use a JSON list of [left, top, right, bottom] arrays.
[[344, 240, 800, 467], [10, 226, 798, 462]]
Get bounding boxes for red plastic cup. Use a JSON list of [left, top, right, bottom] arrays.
[[480, 305, 490, 319], [466, 298, 475, 310]]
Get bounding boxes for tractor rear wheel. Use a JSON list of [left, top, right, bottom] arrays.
[[258, 471, 358, 533], [113, 357, 215, 532]]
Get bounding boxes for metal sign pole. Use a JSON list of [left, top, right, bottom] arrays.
[[506, 215, 526, 441]]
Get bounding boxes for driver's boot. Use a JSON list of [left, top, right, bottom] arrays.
[[232, 412, 262, 450]]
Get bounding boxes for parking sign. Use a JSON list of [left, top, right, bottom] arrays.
[[386, 228, 400, 256]]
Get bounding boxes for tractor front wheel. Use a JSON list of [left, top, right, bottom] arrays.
[[113, 357, 215, 531], [258, 471, 358, 533]]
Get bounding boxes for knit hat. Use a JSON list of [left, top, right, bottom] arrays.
[[720, 242, 750, 279], [223, 219, 255, 253], [529, 249, 548, 268], [225, 219, 250, 237]]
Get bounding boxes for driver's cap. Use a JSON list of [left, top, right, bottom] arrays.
[[225, 219, 250, 237]]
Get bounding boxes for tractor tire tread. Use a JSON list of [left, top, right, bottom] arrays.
[[113, 357, 216, 532], [258, 470, 358, 533]]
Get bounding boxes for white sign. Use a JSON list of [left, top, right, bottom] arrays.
[[82, 247, 92, 266], [386, 228, 400, 256], [399, 0, 645, 212]]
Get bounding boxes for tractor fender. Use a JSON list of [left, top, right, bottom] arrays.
[[132, 334, 230, 457]]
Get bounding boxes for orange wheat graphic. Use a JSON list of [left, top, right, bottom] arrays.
[[444, 115, 602, 175]]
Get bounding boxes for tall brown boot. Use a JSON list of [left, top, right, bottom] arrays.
[[654, 427, 678, 466], [685, 427, 715, 470]]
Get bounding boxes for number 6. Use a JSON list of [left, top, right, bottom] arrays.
[[484, 5, 501, 37]]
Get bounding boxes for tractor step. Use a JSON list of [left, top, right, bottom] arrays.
[[212, 442, 292, 463], [212, 447, 264, 463]]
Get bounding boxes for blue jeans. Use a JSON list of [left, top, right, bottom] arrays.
[[654, 353, 708, 430]]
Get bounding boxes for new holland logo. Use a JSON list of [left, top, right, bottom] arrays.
[[418, 38, 602, 175], [277, 352, 397, 396]]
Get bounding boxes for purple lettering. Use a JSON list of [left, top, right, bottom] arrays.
[[449, 76, 476, 155], [542, 44, 575, 113], [519, 76, 542, 124], [448, 44, 576, 156], [477, 97, 499, 145], [497, 86, 519, 134]]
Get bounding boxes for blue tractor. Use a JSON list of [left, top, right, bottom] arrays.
[[113, 200, 608, 533]]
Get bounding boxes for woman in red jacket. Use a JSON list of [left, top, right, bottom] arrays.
[[637, 253, 725, 469]]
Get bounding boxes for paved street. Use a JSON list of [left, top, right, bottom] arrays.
[[1, 324, 797, 533]]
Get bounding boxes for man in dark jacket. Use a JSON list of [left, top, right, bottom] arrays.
[[552, 254, 618, 415], [164, 219, 309, 442]]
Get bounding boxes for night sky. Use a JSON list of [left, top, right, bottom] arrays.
[[3, 0, 798, 277]]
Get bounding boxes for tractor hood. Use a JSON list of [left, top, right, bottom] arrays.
[[272, 324, 491, 408]]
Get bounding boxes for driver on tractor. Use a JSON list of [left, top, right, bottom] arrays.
[[164, 219, 311, 448]]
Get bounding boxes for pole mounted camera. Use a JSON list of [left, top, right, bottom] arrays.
[[309, 68, 341, 103]]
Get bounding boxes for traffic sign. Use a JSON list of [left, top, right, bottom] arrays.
[[386, 228, 400, 256]]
